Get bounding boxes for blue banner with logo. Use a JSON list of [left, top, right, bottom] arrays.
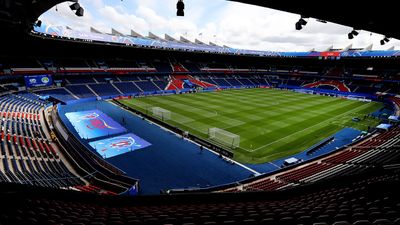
[[24, 75, 53, 88]]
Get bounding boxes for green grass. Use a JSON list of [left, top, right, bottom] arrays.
[[118, 88, 383, 164]]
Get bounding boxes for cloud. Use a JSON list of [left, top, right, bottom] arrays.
[[97, 5, 149, 34], [39, 0, 400, 51]]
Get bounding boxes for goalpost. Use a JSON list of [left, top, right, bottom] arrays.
[[152, 107, 171, 121], [208, 127, 240, 149]]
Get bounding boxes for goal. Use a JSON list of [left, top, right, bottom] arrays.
[[208, 128, 240, 148], [152, 107, 171, 121]]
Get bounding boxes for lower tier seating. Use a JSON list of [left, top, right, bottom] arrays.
[[1, 168, 399, 225]]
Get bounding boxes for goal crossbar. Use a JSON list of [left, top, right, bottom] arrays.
[[152, 107, 171, 120], [208, 127, 240, 149]]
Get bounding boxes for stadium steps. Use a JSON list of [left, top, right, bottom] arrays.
[[110, 83, 124, 95], [169, 65, 217, 90], [115, 76, 122, 82], [248, 78, 256, 85], [65, 85, 97, 99], [62, 87, 79, 100], [131, 81, 144, 92], [85, 84, 100, 97], [237, 78, 254, 86], [92, 77, 100, 84], [166, 79, 182, 90], [189, 79, 216, 88], [151, 80, 162, 91], [64, 78, 71, 85], [172, 63, 189, 73], [223, 78, 234, 86]]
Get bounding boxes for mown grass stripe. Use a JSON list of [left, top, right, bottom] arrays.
[[119, 88, 383, 164]]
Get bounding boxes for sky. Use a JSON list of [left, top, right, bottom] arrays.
[[39, 0, 400, 52]]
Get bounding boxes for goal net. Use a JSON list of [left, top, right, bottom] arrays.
[[152, 107, 171, 120], [208, 128, 240, 148]]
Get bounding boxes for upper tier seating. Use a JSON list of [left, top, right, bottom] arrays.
[[134, 81, 161, 92], [65, 85, 96, 99], [118, 75, 142, 82], [152, 80, 169, 90], [237, 78, 255, 86], [88, 83, 121, 97], [225, 78, 243, 86], [211, 78, 232, 86], [181, 62, 201, 72], [153, 61, 172, 73], [66, 77, 96, 84], [113, 82, 143, 94]]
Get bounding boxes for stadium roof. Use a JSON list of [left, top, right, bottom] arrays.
[[0, 0, 66, 31], [229, 0, 400, 40], [2, 0, 399, 42]]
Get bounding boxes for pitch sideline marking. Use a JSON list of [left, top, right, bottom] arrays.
[[118, 93, 377, 158], [109, 100, 261, 175], [245, 102, 374, 152]]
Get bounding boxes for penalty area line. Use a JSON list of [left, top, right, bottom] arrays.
[[243, 102, 371, 153]]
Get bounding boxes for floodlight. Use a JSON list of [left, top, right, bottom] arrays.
[[295, 16, 308, 30], [381, 36, 390, 45], [76, 7, 84, 17], [348, 29, 359, 39], [35, 20, 42, 27], [177, 0, 184, 16], [299, 18, 307, 26], [295, 22, 302, 30], [70, 2, 80, 10]]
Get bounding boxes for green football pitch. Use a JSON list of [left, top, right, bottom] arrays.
[[117, 88, 383, 164]]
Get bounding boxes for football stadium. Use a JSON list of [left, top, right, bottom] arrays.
[[0, 0, 400, 224]]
